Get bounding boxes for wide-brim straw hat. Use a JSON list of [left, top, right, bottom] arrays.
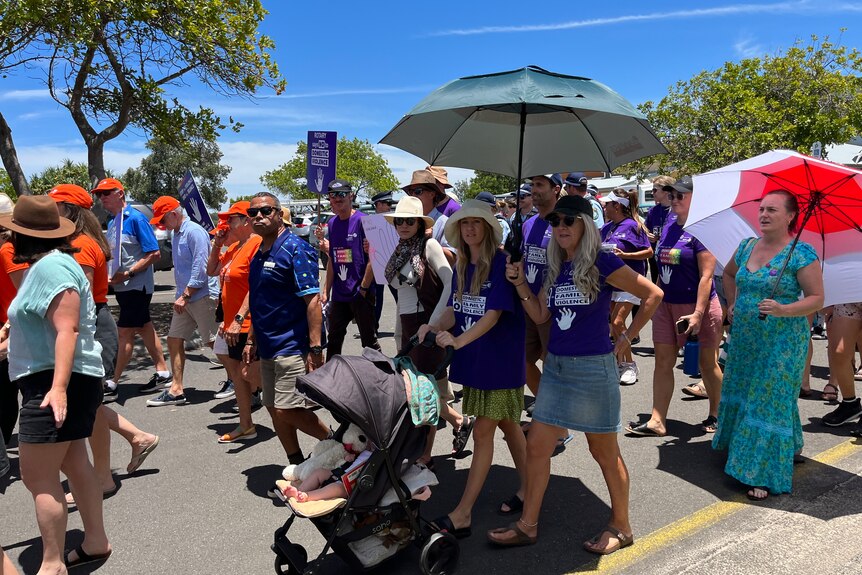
[[444, 199, 503, 246], [383, 196, 434, 227], [0, 194, 75, 239]]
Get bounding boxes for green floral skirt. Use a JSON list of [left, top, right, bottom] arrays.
[[462, 387, 524, 422]]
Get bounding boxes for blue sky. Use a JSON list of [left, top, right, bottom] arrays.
[[1, 0, 861, 206]]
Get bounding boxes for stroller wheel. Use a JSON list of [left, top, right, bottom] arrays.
[[420, 532, 460, 575], [273, 544, 307, 575]]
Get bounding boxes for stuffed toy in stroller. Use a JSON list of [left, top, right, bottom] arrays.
[[281, 424, 368, 484]]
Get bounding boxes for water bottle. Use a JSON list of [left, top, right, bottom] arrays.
[[683, 335, 701, 377]]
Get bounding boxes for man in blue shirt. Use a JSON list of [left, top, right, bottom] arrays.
[[145, 196, 220, 407], [246, 192, 329, 464], [93, 178, 171, 396]]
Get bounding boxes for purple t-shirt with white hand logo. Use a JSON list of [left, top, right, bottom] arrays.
[[547, 252, 625, 357], [521, 214, 553, 295], [655, 221, 715, 304], [448, 250, 525, 391], [600, 218, 650, 276], [328, 211, 367, 302]]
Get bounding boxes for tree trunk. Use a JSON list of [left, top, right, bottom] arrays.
[[87, 139, 107, 187], [0, 111, 32, 197]]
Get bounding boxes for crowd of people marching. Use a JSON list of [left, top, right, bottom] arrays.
[[1, 167, 861, 573]]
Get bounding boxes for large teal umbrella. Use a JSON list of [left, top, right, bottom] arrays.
[[380, 65, 666, 179]]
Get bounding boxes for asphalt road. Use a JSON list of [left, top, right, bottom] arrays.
[[3, 269, 861, 575]]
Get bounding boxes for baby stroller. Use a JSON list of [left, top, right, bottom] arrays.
[[272, 334, 459, 575]]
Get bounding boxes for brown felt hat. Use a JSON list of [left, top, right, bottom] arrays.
[[0, 194, 76, 239]]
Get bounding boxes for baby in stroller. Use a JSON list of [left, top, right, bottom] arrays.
[[276, 448, 372, 503]]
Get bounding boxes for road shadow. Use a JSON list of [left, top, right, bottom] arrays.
[[243, 463, 287, 502]]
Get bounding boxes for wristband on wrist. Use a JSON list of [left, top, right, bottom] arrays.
[[620, 332, 632, 344]]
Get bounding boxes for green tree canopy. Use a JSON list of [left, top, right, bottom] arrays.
[[0, 0, 284, 195], [29, 160, 114, 194], [0, 170, 14, 200], [261, 137, 399, 201], [123, 137, 231, 208], [637, 34, 862, 175], [453, 170, 519, 200]]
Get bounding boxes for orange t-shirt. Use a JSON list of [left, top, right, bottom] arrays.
[[0, 241, 28, 324], [219, 235, 262, 333], [71, 234, 109, 304]]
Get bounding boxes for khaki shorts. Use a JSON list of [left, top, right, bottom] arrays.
[[525, 314, 551, 365], [168, 296, 219, 343], [260, 355, 315, 410]]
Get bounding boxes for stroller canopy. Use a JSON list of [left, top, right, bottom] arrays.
[[297, 348, 409, 449]]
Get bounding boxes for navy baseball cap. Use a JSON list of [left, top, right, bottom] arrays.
[[370, 191, 394, 204], [513, 183, 533, 197], [564, 172, 588, 187], [475, 191, 496, 205], [328, 179, 353, 193], [527, 174, 562, 187]]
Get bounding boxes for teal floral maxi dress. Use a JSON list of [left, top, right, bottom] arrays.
[[712, 238, 818, 494]]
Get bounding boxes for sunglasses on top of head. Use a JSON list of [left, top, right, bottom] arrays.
[[546, 213, 578, 228], [328, 191, 350, 198], [393, 217, 416, 226], [247, 205, 277, 218]]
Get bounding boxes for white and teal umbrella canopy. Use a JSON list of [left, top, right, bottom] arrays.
[[380, 66, 666, 177]]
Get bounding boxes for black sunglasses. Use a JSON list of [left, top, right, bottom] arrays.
[[546, 214, 578, 228], [393, 217, 417, 226], [407, 187, 434, 197], [328, 191, 350, 198], [247, 206, 277, 217], [92, 189, 116, 198]]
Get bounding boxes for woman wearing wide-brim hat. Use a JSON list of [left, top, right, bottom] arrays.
[[417, 199, 527, 540], [0, 195, 112, 570], [382, 197, 467, 467]]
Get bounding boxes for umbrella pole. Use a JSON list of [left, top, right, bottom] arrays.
[[510, 103, 527, 263], [758, 205, 816, 320]]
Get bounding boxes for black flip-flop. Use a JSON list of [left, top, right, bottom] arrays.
[[431, 515, 471, 539], [64, 545, 112, 568], [625, 422, 665, 437], [452, 416, 475, 456], [498, 494, 523, 516]]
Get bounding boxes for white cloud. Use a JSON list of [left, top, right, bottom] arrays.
[[734, 37, 765, 59], [219, 141, 299, 199], [428, 1, 860, 36], [0, 89, 51, 101]]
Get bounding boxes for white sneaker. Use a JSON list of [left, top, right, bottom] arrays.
[[619, 362, 639, 385]]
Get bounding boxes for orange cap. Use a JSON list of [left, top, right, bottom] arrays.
[[209, 217, 230, 236], [90, 178, 124, 193], [48, 184, 94, 209], [150, 196, 181, 224], [217, 200, 250, 218]]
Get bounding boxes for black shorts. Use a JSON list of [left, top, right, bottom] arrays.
[[227, 332, 249, 361], [16, 371, 101, 444], [115, 288, 153, 328]]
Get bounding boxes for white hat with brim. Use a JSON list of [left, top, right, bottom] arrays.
[[383, 196, 434, 227], [599, 191, 630, 207], [444, 199, 503, 247]]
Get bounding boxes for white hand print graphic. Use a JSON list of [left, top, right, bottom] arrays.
[[525, 264, 538, 284], [315, 168, 325, 192], [556, 308, 576, 330], [660, 265, 673, 285], [338, 265, 348, 282], [462, 316, 476, 332]]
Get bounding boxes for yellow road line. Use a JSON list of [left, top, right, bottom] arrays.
[[569, 439, 861, 574]]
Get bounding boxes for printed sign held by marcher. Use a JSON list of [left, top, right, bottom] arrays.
[[307, 131, 337, 194], [178, 169, 214, 231], [361, 214, 399, 285]]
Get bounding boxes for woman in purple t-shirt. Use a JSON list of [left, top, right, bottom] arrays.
[[600, 189, 653, 386], [488, 196, 662, 555], [418, 200, 527, 541], [625, 176, 724, 438]]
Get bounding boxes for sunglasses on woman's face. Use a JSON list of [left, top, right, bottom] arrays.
[[394, 217, 416, 226], [669, 192, 691, 201], [247, 205, 277, 218], [546, 214, 578, 228], [407, 187, 433, 197]]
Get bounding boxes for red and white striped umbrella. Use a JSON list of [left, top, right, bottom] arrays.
[[686, 149, 862, 307]]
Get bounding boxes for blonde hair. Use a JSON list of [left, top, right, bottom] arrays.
[[652, 175, 676, 187], [451, 219, 498, 302], [544, 213, 601, 301]]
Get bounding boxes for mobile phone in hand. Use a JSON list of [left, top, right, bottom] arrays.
[[676, 318, 690, 334]]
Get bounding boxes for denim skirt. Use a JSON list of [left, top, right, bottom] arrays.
[[532, 352, 621, 434]]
